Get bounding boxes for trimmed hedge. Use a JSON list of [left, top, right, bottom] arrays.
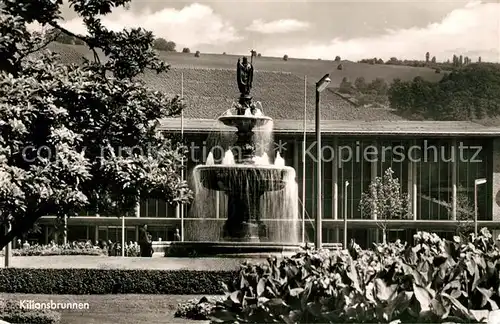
[[0, 268, 237, 294], [1, 300, 61, 324]]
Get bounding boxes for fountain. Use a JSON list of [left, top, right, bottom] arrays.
[[167, 55, 299, 257]]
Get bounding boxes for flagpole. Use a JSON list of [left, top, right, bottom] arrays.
[[302, 76, 307, 244], [180, 72, 185, 242]]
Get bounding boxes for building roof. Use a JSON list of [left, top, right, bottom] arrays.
[[159, 118, 500, 136]]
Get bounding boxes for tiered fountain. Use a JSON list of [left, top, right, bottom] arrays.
[[167, 56, 299, 256]]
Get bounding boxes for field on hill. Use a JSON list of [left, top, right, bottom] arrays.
[[47, 43, 443, 87]]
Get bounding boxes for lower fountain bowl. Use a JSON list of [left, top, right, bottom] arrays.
[[194, 165, 296, 192], [164, 241, 301, 258]]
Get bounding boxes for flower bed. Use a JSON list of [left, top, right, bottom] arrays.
[[178, 229, 500, 323], [0, 242, 143, 257], [0, 300, 61, 324]]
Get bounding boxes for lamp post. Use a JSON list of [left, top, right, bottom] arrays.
[[344, 181, 349, 249], [315, 73, 331, 250], [474, 178, 487, 236]]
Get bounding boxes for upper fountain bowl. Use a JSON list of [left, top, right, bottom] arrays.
[[194, 164, 295, 192], [219, 115, 272, 132]]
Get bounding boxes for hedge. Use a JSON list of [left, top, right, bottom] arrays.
[[0, 268, 237, 294], [1, 300, 61, 324]]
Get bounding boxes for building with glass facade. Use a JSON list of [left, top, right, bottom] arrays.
[[33, 118, 500, 248]]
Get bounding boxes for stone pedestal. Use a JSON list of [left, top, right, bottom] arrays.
[[223, 192, 266, 242]]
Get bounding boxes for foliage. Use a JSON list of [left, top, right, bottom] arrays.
[[0, 0, 192, 249], [359, 168, 411, 243], [0, 268, 236, 294], [209, 229, 500, 323], [175, 296, 225, 320], [0, 300, 61, 324], [0, 243, 106, 256], [388, 63, 500, 120], [153, 38, 176, 52], [182, 47, 190, 53]]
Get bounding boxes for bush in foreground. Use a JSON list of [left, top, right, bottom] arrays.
[[0, 269, 235, 295], [0, 300, 61, 324], [175, 296, 225, 320], [204, 229, 500, 323]]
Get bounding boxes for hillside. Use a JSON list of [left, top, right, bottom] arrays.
[[46, 43, 443, 87], [141, 68, 404, 121], [42, 42, 408, 121]]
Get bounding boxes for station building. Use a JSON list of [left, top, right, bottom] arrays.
[[29, 67, 500, 248]]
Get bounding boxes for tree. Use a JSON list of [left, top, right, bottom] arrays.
[[431, 56, 436, 63], [426, 52, 430, 63], [257, 53, 261, 57], [459, 55, 463, 66], [359, 168, 411, 244], [334, 56, 341, 61], [194, 50, 200, 57], [153, 38, 176, 52], [479, 56, 482, 63], [367, 77, 388, 95], [354, 77, 367, 92], [283, 54, 288, 61], [182, 47, 190, 53], [250, 50, 257, 57], [0, 0, 192, 249], [338, 77, 353, 94]]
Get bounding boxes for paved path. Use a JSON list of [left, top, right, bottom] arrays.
[[3, 255, 267, 270]]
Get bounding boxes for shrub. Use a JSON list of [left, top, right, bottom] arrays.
[[337, 63, 343, 70], [175, 296, 225, 320], [208, 229, 500, 323], [283, 54, 288, 61], [194, 51, 201, 57], [334, 55, 341, 61], [182, 47, 190, 53], [0, 300, 61, 324], [0, 269, 236, 295]]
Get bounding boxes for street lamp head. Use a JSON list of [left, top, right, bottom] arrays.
[[475, 178, 487, 185], [316, 74, 331, 93]]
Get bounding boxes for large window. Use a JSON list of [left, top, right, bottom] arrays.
[[139, 199, 177, 218], [338, 139, 374, 220]]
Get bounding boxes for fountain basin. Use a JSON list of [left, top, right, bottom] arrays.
[[219, 115, 272, 131], [165, 241, 301, 258], [194, 165, 296, 192]]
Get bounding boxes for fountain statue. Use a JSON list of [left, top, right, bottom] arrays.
[[169, 55, 299, 256]]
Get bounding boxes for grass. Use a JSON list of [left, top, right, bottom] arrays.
[[2, 293, 213, 324], [5, 255, 250, 270]]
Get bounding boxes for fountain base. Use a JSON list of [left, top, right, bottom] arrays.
[[164, 241, 301, 258], [222, 222, 266, 242]]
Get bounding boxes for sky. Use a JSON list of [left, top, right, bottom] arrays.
[[58, 0, 500, 62]]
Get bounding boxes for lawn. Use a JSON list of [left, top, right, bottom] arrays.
[[2, 293, 213, 324], [6, 255, 253, 270]]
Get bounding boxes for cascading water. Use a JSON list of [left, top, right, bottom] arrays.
[[178, 55, 299, 253]]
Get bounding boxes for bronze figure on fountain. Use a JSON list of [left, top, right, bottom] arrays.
[[236, 56, 255, 114]]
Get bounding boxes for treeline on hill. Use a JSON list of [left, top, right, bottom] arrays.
[[358, 52, 481, 72], [388, 63, 500, 120], [52, 31, 189, 53]]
